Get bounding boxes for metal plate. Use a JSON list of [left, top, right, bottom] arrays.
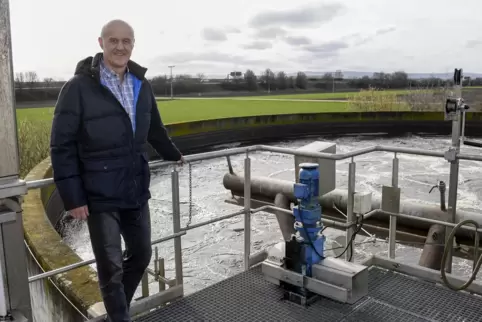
[[135, 265, 482, 322]]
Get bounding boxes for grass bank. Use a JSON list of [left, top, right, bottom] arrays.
[[16, 99, 350, 177], [17, 99, 349, 124]]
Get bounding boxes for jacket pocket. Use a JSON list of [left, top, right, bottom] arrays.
[[137, 152, 151, 195], [81, 158, 128, 200]]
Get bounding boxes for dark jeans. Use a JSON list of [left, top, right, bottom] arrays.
[[87, 203, 152, 322]]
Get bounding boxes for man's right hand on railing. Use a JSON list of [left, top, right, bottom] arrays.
[[69, 205, 89, 220]]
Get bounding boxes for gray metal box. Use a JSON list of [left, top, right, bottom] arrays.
[[294, 141, 336, 196]]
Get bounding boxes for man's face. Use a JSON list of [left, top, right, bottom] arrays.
[[98, 22, 134, 69]]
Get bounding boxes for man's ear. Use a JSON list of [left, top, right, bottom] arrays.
[[98, 37, 104, 49]]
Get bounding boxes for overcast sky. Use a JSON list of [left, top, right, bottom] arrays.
[[9, 0, 482, 79]]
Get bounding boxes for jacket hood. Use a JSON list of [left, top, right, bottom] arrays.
[[74, 53, 148, 80]]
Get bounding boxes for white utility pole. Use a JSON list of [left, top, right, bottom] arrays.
[[168, 65, 175, 99]]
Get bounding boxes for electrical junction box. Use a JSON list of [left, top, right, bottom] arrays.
[[354, 192, 372, 215], [294, 141, 336, 197]]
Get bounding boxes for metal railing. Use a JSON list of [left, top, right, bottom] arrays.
[[24, 143, 482, 309]]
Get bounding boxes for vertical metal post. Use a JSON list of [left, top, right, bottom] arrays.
[[244, 154, 251, 270], [346, 160, 356, 262], [171, 169, 183, 286], [389, 154, 399, 259], [0, 0, 19, 180], [141, 273, 149, 298], [158, 258, 165, 291], [445, 81, 463, 273]]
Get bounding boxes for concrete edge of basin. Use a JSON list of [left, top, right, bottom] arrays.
[[23, 157, 102, 317]]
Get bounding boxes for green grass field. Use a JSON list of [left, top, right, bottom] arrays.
[[17, 99, 350, 124]]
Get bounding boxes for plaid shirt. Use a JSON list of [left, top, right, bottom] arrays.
[[100, 59, 136, 132]]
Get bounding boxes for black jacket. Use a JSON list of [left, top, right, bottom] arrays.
[[50, 53, 181, 213]]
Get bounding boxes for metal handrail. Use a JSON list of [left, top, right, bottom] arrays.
[[25, 144, 482, 190], [26, 142, 482, 285], [28, 231, 187, 283]]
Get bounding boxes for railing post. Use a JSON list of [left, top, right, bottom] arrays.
[[244, 153, 251, 270], [346, 159, 356, 262], [141, 273, 149, 298], [389, 153, 399, 259], [171, 168, 184, 286]]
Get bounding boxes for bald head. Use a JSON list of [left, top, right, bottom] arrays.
[[100, 19, 135, 40], [98, 19, 135, 73]]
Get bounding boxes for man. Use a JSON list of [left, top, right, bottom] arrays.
[[50, 19, 184, 322]]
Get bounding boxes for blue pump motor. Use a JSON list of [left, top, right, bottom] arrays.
[[292, 163, 325, 277]]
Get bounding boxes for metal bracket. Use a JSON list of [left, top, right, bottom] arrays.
[[0, 179, 26, 200], [262, 257, 368, 304], [444, 148, 457, 162]]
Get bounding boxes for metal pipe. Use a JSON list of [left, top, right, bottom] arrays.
[[28, 231, 186, 283], [25, 143, 482, 191], [273, 193, 295, 241], [346, 161, 356, 262], [171, 169, 183, 286], [389, 154, 399, 259], [377, 209, 482, 233], [258, 145, 377, 160], [457, 153, 482, 162], [244, 155, 251, 271], [253, 205, 351, 229], [180, 209, 245, 231], [377, 145, 445, 158]]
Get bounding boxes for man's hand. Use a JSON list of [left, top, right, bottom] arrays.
[[69, 205, 89, 220], [178, 155, 186, 165]]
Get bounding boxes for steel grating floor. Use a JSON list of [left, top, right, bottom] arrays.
[[135, 265, 482, 322]]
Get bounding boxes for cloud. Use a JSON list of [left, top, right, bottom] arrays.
[[351, 27, 397, 46], [375, 26, 397, 36], [201, 26, 241, 42], [284, 36, 312, 46], [202, 28, 227, 42], [249, 2, 346, 28], [153, 51, 271, 67], [225, 26, 241, 34], [255, 27, 287, 39], [243, 41, 273, 50], [304, 40, 349, 55], [466, 39, 482, 48]]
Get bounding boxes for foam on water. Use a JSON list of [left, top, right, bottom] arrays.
[[62, 134, 482, 299]]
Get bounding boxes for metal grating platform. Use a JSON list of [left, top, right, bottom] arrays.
[[135, 265, 482, 322]]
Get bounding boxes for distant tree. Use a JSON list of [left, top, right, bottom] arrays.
[[25, 71, 38, 88], [260, 68, 276, 92], [15, 72, 25, 90], [390, 71, 408, 88], [276, 71, 288, 90], [287, 76, 295, 89], [196, 73, 206, 83], [295, 71, 308, 89], [244, 69, 258, 91]]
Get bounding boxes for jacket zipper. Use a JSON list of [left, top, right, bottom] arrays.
[[99, 80, 145, 207]]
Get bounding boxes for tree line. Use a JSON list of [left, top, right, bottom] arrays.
[[14, 69, 482, 103]]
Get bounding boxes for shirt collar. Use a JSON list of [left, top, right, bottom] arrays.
[[100, 58, 129, 79]]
